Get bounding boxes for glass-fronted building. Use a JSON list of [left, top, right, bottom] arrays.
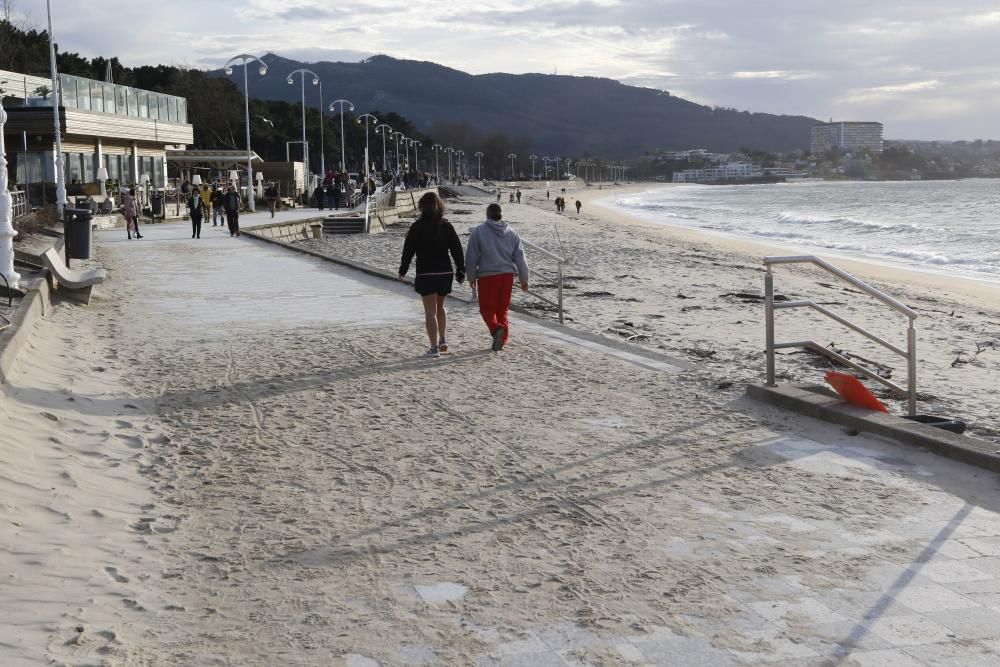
[[1, 68, 194, 202]]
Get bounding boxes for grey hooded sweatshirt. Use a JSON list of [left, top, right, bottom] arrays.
[[465, 219, 530, 283]]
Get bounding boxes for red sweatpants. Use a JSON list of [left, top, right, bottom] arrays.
[[477, 273, 514, 343]]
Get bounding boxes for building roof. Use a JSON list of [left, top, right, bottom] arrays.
[[166, 149, 263, 166]]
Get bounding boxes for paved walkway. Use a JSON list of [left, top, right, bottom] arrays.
[[3, 221, 1000, 665]]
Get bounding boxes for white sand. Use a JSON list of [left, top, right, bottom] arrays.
[[302, 181, 1000, 442], [2, 199, 1000, 664]]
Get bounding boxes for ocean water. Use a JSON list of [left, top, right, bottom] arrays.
[[603, 179, 1000, 282]]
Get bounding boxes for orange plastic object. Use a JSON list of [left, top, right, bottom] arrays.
[[824, 371, 889, 413]]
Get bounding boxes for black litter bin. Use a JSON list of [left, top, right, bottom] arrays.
[[151, 193, 164, 217], [63, 208, 93, 260]]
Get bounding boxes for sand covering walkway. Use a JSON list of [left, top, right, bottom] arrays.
[[2, 220, 1000, 665]]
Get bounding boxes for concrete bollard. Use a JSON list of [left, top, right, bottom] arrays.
[[310, 223, 323, 240]]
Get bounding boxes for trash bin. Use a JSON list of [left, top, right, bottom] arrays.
[[63, 208, 93, 260], [151, 192, 164, 217]]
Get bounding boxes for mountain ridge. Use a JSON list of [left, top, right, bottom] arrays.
[[209, 53, 819, 158]]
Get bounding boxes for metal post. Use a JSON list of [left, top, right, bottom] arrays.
[[765, 269, 776, 386], [298, 77, 307, 181], [0, 96, 22, 290], [319, 81, 325, 177], [46, 0, 65, 219], [242, 64, 254, 212], [557, 262, 564, 325], [907, 321, 917, 416]]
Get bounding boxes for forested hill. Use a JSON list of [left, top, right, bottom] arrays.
[[210, 53, 819, 157]]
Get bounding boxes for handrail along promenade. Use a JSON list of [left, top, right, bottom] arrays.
[[521, 238, 568, 325], [764, 255, 918, 416]]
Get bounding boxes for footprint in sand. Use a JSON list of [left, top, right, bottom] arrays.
[[41, 412, 60, 422], [104, 566, 129, 584], [115, 420, 133, 429], [115, 434, 145, 449]]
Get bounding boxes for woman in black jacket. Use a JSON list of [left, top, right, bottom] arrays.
[[398, 191, 465, 358]]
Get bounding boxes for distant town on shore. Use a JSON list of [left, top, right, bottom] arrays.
[[635, 122, 1000, 184]]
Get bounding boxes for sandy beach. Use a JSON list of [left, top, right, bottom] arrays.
[[2, 192, 1000, 665], [299, 181, 1000, 443]]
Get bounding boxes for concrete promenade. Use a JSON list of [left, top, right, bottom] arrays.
[[3, 218, 1000, 665]]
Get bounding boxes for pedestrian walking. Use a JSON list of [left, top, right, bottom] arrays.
[[465, 203, 529, 352], [223, 183, 242, 237], [199, 183, 212, 221], [210, 186, 225, 226], [516, 189, 521, 203], [575, 199, 582, 214], [398, 191, 465, 358], [122, 188, 142, 239], [188, 188, 205, 238], [265, 182, 279, 218]]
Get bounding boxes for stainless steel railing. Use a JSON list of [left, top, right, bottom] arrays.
[[11, 190, 29, 220], [764, 255, 918, 416], [521, 238, 568, 325], [364, 180, 395, 234]]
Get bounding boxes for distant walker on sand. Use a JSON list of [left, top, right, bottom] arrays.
[[465, 203, 529, 352]]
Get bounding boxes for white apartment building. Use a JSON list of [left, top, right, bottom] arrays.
[[810, 122, 884, 155]]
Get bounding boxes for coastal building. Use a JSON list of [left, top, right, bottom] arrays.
[[672, 161, 763, 183], [0, 68, 193, 203], [811, 121, 883, 155]]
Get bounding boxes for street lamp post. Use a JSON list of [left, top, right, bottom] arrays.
[[357, 113, 378, 179], [392, 132, 405, 174], [554, 156, 561, 181], [412, 141, 421, 173], [444, 147, 454, 183], [225, 53, 268, 212], [529, 154, 537, 180], [45, 0, 65, 218], [328, 99, 354, 172], [508, 153, 517, 180], [455, 150, 464, 180], [286, 68, 319, 185], [474, 151, 483, 180], [432, 144, 442, 182], [375, 124, 392, 174]]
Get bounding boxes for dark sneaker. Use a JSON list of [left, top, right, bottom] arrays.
[[492, 326, 505, 352]]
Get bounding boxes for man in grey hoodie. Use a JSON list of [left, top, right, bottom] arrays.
[[465, 203, 529, 351]]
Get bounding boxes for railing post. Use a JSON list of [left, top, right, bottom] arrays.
[[907, 320, 917, 417], [557, 262, 564, 325], [0, 96, 22, 291], [765, 268, 776, 386]]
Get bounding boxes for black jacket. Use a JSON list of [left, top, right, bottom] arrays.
[[223, 191, 241, 213], [399, 216, 465, 281]]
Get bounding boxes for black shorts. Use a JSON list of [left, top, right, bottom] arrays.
[[414, 274, 453, 296]]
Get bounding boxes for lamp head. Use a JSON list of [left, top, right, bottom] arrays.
[[224, 67, 233, 76], [348, 104, 355, 112], [286, 77, 293, 85], [312, 78, 319, 86], [258, 65, 268, 76]]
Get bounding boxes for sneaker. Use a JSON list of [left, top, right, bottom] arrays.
[[438, 339, 450, 354], [492, 326, 506, 352], [424, 346, 440, 358]]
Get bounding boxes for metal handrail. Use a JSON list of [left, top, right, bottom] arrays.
[[364, 180, 394, 234], [520, 238, 569, 324], [764, 255, 918, 416], [0, 273, 11, 331], [11, 190, 29, 220]]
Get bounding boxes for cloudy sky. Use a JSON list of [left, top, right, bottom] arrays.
[[21, 0, 1000, 139]]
